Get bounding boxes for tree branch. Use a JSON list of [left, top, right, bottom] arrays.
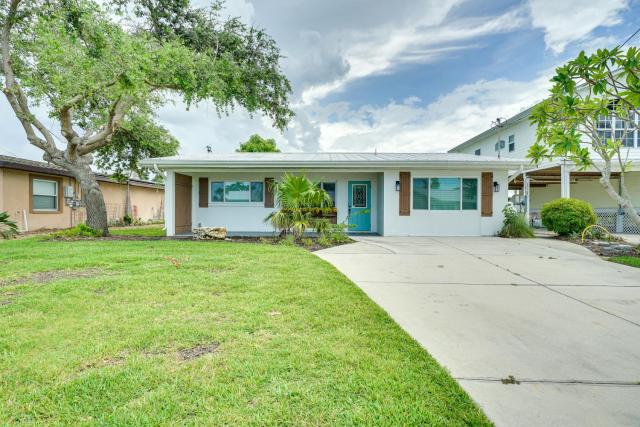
[[77, 96, 130, 155], [2, 0, 60, 156]]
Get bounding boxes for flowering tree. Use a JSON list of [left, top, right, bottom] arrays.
[[528, 46, 640, 228]]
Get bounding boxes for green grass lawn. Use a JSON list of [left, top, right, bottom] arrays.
[[609, 256, 640, 268], [109, 225, 166, 237], [0, 238, 489, 425]]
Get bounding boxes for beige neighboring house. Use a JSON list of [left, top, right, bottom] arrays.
[[0, 155, 164, 231]]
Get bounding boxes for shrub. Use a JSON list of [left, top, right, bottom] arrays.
[[123, 214, 132, 225], [300, 237, 314, 248], [541, 198, 596, 236], [50, 224, 102, 238], [0, 211, 19, 239], [498, 205, 534, 238], [278, 235, 296, 246], [324, 223, 351, 244], [317, 236, 331, 247]]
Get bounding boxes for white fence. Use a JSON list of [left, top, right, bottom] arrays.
[[530, 208, 640, 234]]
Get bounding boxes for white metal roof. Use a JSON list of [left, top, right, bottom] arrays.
[[141, 152, 526, 170]]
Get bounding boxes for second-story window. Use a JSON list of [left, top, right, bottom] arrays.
[[508, 135, 515, 152], [597, 113, 637, 148]]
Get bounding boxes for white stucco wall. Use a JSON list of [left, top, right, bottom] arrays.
[[164, 167, 511, 236], [381, 168, 508, 236], [188, 171, 379, 234]]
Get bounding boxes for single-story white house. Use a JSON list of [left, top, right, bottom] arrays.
[[141, 153, 524, 236]]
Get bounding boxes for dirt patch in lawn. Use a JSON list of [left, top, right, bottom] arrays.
[[0, 268, 103, 287], [177, 342, 220, 361]]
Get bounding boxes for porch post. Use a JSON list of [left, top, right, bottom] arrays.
[[524, 173, 530, 225], [164, 170, 175, 236], [560, 161, 571, 198]]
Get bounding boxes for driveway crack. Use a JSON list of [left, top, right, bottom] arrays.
[[431, 238, 640, 329], [456, 376, 640, 387]]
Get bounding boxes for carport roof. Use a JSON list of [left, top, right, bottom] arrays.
[[142, 152, 526, 170]]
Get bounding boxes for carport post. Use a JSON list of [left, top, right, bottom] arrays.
[[560, 161, 571, 198], [524, 173, 530, 225]]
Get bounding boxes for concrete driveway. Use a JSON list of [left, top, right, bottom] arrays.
[[316, 237, 640, 426]]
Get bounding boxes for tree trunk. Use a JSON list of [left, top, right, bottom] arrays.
[[53, 155, 109, 236], [79, 174, 109, 235], [599, 165, 640, 231]]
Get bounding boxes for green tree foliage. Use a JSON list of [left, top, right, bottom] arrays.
[[1, 0, 293, 235], [528, 46, 640, 228], [541, 198, 596, 236], [95, 115, 179, 182], [237, 134, 280, 152]]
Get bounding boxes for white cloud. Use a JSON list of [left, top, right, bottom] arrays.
[[300, 7, 527, 104], [310, 73, 552, 153], [528, 0, 627, 54]]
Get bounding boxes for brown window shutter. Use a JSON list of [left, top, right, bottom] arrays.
[[481, 172, 493, 217], [264, 177, 275, 208], [199, 177, 208, 208], [399, 171, 410, 216]]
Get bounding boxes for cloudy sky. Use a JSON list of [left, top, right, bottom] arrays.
[[1, 0, 639, 161]]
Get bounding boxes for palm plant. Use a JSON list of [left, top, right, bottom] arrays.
[[265, 174, 333, 238], [0, 211, 18, 239]]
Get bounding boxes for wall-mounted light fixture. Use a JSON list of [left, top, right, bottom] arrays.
[[395, 180, 401, 191], [493, 181, 500, 193]]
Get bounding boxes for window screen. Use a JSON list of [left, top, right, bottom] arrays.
[[211, 182, 224, 202], [462, 179, 478, 210], [430, 178, 460, 210], [412, 178, 429, 210], [250, 182, 264, 202], [32, 179, 58, 210]]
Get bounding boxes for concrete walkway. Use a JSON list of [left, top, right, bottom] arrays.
[[316, 237, 640, 426]]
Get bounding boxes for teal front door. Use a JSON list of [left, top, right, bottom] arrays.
[[348, 181, 371, 232]]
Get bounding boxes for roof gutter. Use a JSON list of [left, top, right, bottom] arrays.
[[141, 159, 526, 170]]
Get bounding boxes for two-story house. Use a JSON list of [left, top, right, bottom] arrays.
[[448, 106, 640, 234]]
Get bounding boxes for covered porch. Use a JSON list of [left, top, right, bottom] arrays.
[[508, 163, 640, 234]]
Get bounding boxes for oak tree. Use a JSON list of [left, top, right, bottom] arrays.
[[1, 0, 293, 234]]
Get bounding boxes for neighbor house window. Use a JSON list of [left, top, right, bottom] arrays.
[[508, 135, 515, 152], [32, 178, 59, 211], [412, 178, 429, 209], [320, 182, 336, 204], [474, 149, 481, 156], [430, 178, 460, 210], [210, 181, 263, 203]]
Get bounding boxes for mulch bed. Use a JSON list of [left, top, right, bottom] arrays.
[[44, 234, 353, 252], [556, 235, 639, 258]]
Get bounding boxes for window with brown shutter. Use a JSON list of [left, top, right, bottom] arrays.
[[399, 171, 410, 216], [481, 172, 493, 217], [199, 177, 208, 207], [264, 177, 274, 208]]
